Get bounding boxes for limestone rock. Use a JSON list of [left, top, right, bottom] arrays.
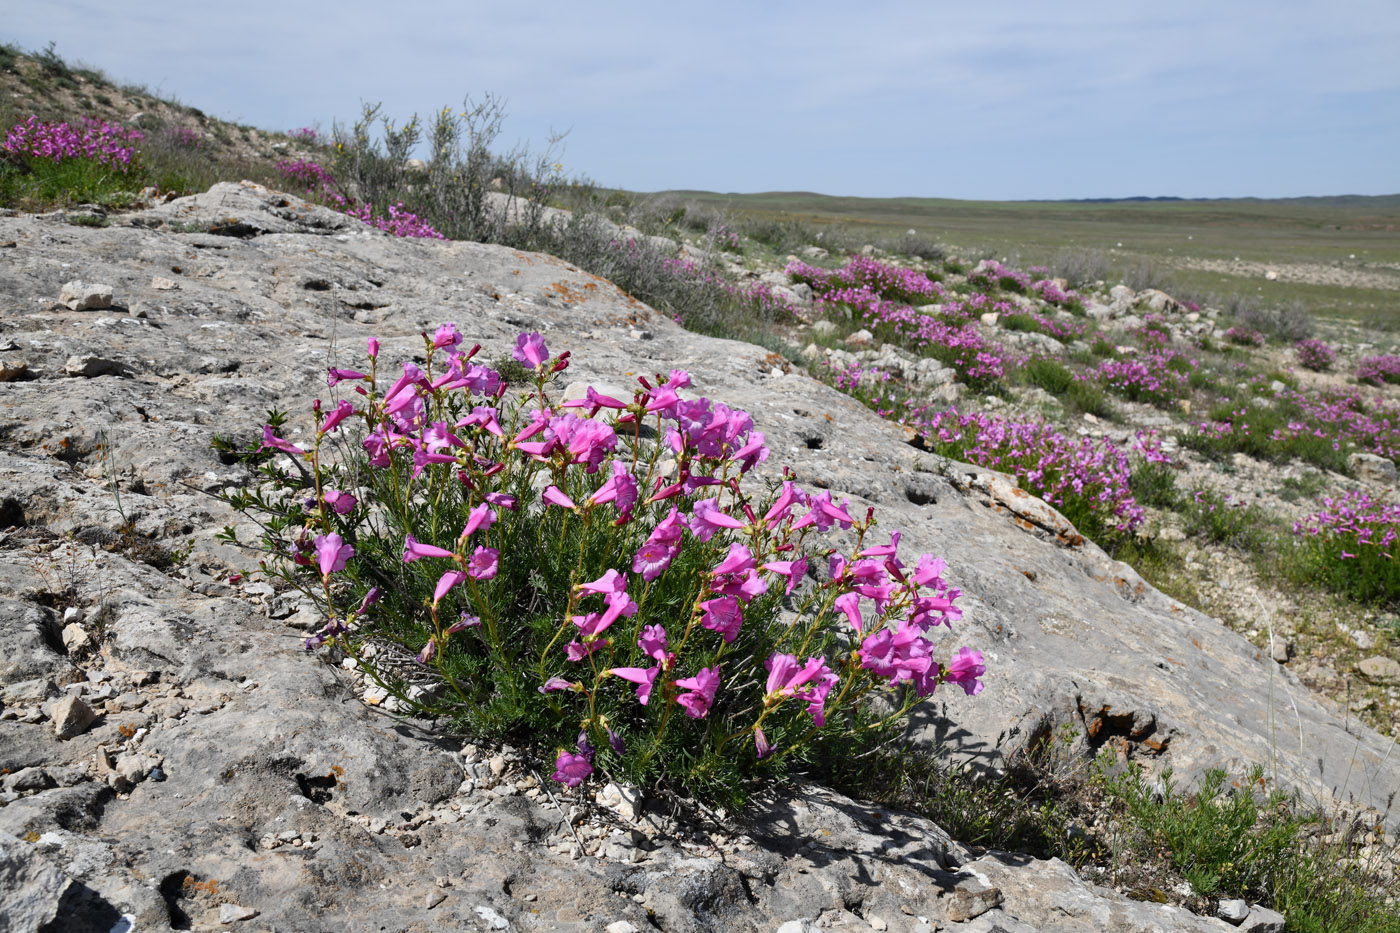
[[59, 280, 113, 311], [1217, 898, 1249, 923], [46, 694, 96, 739], [64, 354, 131, 378], [1240, 905, 1286, 932], [1348, 452, 1397, 484], [1357, 656, 1400, 682], [0, 832, 72, 931]]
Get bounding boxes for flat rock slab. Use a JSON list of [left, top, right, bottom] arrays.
[[0, 183, 1395, 930]]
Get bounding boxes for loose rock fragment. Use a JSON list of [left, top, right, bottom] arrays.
[[60, 280, 114, 310], [47, 694, 97, 738], [218, 903, 258, 923]]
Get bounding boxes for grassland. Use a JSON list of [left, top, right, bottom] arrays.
[[656, 189, 1400, 323]]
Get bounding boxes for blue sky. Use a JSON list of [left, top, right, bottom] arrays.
[[6, 1, 1398, 199]]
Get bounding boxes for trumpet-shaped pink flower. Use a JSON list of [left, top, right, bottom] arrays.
[[552, 750, 592, 787], [542, 485, 577, 510], [942, 647, 986, 696], [578, 568, 627, 596], [433, 322, 463, 348], [610, 665, 660, 705], [319, 399, 356, 434], [327, 367, 367, 386], [433, 570, 466, 603], [403, 534, 455, 563], [710, 543, 755, 576], [589, 462, 638, 511], [675, 666, 720, 719], [513, 331, 549, 368], [700, 596, 742, 643], [260, 424, 304, 457], [539, 677, 580, 693], [467, 546, 498, 580], [762, 557, 809, 595], [637, 624, 669, 663], [314, 533, 353, 576], [323, 489, 357, 515], [462, 503, 496, 538], [833, 592, 864, 632], [688, 498, 746, 541]]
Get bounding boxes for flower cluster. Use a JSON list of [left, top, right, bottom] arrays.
[[167, 125, 202, 149], [3, 115, 142, 172], [788, 256, 944, 306], [1293, 490, 1400, 604], [276, 160, 443, 239], [346, 202, 446, 239], [239, 327, 982, 798], [1224, 326, 1266, 347], [1092, 350, 1195, 406], [904, 407, 1160, 534], [1357, 355, 1400, 386], [1294, 339, 1335, 372]]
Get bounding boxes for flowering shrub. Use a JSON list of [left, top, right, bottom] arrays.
[[1224, 326, 1266, 348], [346, 202, 446, 239], [3, 115, 142, 171], [290, 127, 320, 143], [1357, 355, 1400, 386], [790, 259, 1008, 390], [167, 125, 202, 149], [1093, 350, 1196, 407], [1294, 339, 1335, 372], [1293, 491, 1400, 604], [903, 407, 1162, 537], [277, 159, 444, 239], [222, 327, 981, 802], [788, 256, 943, 306]]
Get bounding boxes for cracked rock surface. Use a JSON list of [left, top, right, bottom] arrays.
[[0, 181, 1394, 931]]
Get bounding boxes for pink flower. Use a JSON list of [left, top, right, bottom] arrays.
[[754, 727, 773, 759], [319, 399, 356, 434], [688, 498, 746, 541], [637, 624, 669, 663], [610, 665, 660, 705], [565, 640, 603, 662], [674, 667, 720, 719], [589, 462, 638, 511], [711, 543, 756, 576], [484, 492, 518, 510], [762, 557, 808, 596], [731, 432, 769, 473], [432, 322, 463, 348], [578, 569, 627, 596], [539, 677, 580, 693], [314, 533, 354, 576], [327, 367, 367, 386], [260, 424, 304, 457], [833, 592, 864, 632], [366, 337, 380, 358], [462, 503, 496, 538], [513, 332, 549, 368], [323, 489, 357, 515], [553, 750, 593, 787], [433, 570, 466, 603], [942, 647, 986, 696], [700, 596, 742, 643], [860, 531, 902, 558], [467, 546, 498, 580], [403, 534, 455, 563], [542, 485, 577, 510], [632, 539, 677, 581]]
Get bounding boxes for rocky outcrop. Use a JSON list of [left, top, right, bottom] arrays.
[[0, 181, 1394, 930]]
